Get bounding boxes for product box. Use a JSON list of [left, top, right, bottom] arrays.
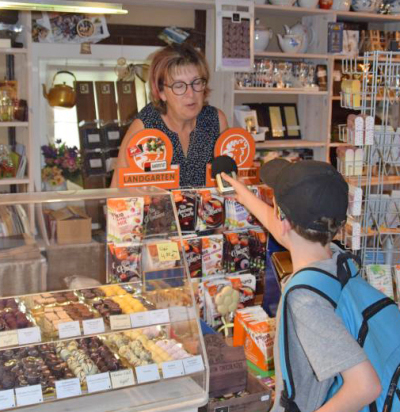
[[328, 22, 344, 54], [202, 334, 247, 398], [199, 373, 272, 412], [51, 206, 92, 245]]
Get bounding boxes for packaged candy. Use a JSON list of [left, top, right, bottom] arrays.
[[183, 237, 202, 278], [173, 190, 198, 233], [107, 243, 141, 283], [223, 231, 250, 274], [196, 189, 224, 232], [248, 228, 267, 275], [228, 273, 256, 307], [202, 235, 224, 277], [143, 196, 177, 237], [107, 197, 144, 244]]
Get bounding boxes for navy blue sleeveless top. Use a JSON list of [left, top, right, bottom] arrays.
[[137, 103, 220, 187]]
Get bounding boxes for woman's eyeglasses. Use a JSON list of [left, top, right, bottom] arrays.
[[164, 78, 206, 96]]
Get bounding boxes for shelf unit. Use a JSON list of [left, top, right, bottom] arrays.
[[214, 4, 400, 163], [0, 12, 33, 192]]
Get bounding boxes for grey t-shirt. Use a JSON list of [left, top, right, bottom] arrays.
[[271, 247, 367, 412]]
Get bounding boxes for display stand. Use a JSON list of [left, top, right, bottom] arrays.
[[205, 128, 260, 187], [118, 129, 180, 189]]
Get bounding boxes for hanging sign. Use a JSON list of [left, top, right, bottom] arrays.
[[118, 129, 180, 189], [206, 127, 259, 186]]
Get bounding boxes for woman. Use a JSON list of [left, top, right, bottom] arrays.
[[111, 43, 228, 188]]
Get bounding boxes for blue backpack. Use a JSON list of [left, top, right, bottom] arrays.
[[279, 253, 400, 412]]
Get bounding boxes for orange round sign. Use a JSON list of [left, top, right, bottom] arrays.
[[214, 128, 255, 168], [125, 129, 173, 172]]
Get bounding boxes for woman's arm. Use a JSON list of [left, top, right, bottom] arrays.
[[110, 119, 144, 188], [218, 109, 229, 133]]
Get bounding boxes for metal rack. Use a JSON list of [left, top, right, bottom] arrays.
[[339, 52, 400, 299]]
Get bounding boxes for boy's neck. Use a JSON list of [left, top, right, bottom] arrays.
[[288, 238, 333, 273]]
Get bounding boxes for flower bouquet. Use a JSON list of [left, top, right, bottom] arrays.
[[41, 140, 82, 190]]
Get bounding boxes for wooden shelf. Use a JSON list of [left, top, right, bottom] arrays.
[[255, 4, 400, 22], [0, 121, 29, 128], [255, 51, 329, 59], [235, 88, 327, 95], [330, 142, 348, 147], [256, 140, 326, 149], [0, 48, 27, 55], [0, 178, 29, 186], [336, 10, 400, 22], [255, 4, 330, 16], [345, 175, 400, 186]]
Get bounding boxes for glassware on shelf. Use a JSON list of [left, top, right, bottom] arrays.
[[0, 90, 14, 122], [0, 144, 15, 178]]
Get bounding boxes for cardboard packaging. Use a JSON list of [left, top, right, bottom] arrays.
[[51, 206, 92, 245]]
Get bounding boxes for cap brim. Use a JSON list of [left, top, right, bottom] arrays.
[[260, 158, 291, 188]]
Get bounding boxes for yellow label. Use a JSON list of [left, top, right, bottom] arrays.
[[156, 242, 180, 262]]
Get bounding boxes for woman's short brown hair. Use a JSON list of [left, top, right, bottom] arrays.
[[149, 43, 210, 114]]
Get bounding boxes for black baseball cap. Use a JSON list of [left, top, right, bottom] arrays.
[[260, 159, 348, 232]]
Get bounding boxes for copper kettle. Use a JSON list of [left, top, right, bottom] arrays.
[[42, 70, 77, 108]]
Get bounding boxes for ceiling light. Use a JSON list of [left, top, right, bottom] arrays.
[[0, 0, 128, 14]]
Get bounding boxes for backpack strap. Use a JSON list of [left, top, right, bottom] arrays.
[[279, 253, 360, 411]]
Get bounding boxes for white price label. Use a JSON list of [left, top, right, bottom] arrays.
[[58, 321, 81, 339], [110, 369, 135, 389], [135, 363, 160, 384], [86, 373, 112, 393], [108, 131, 120, 141], [17, 327, 41, 345], [110, 314, 131, 330], [83, 318, 105, 335], [0, 390, 15, 410], [55, 378, 82, 399], [183, 356, 205, 374], [161, 360, 185, 379], [130, 312, 150, 328], [149, 309, 170, 325], [15, 385, 43, 406], [88, 133, 101, 143], [0, 330, 18, 348], [261, 394, 270, 402]]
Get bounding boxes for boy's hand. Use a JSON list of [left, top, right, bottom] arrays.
[[221, 172, 252, 205]]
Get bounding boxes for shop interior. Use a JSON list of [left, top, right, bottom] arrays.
[[0, 1, 399, 411]]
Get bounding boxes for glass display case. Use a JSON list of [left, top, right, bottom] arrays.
[[0, 187, 208, 412]]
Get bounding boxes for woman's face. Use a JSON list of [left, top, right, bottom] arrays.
[[159, 64, 205, 121]]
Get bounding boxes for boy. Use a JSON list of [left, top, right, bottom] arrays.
[[222, 159, 381, 412]]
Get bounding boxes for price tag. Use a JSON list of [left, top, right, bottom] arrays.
[[110, 314, 132, 330], [83, 318, 105, 335], [56, 378, 82, 399], [58, 321, 81, 339], [135, 363, 160, 384], [156, 242, 180, 262], [110, 369, 135, 389], [108, 131, 120, 141], [15, 385, 43, 406], [17, 327, 41, 345], [86, 372, 112, 393], [148, 309, 170, 325], [183, 356, 205, 375], [0, 330, 18, 348], [0, 389, 15, 410], [161, 360, 185, 379], [130, 312, 150, 328]]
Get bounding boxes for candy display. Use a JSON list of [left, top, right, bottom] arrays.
[[0, 298, 32, 330]]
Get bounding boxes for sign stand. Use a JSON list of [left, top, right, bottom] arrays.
[[118, 129, 180, 189], [205, 127, 260, 187]]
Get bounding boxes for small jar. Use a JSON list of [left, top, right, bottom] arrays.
[[319, 0, 333, 8]]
